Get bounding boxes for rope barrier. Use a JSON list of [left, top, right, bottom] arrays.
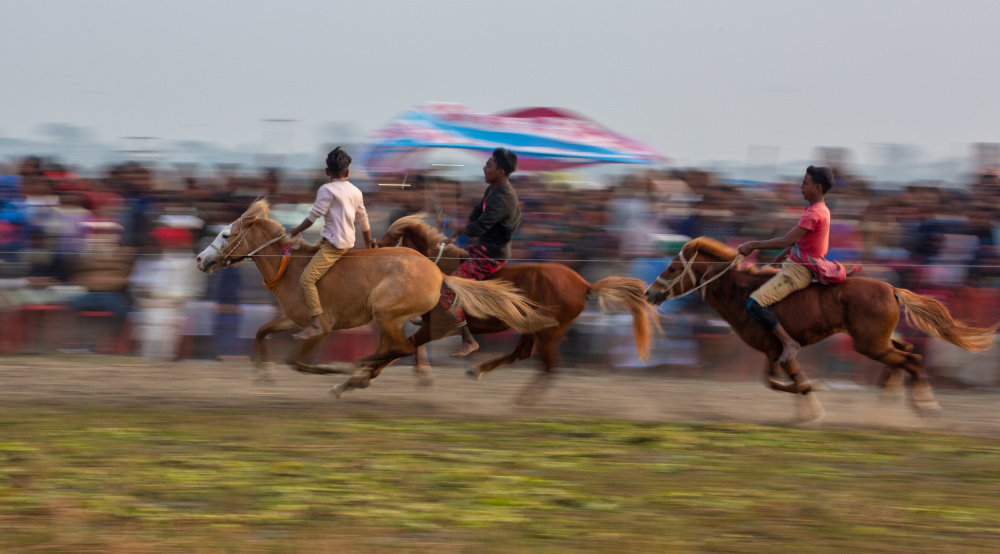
[[1, 250, 999, 268]]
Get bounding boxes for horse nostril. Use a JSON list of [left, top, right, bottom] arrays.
[[196, 256, 202, 263]]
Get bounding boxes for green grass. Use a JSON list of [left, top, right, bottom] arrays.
[[1, 405, 998, 552]]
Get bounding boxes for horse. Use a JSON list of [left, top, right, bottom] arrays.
[[643, 237, 998, 421], [195, 200, 557, 397], [375, 214, 660, 403]]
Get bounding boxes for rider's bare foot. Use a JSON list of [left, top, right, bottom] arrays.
[[450, 340, 479, 358], [777, 340, 801, 364], [293, 323, 324, 340]]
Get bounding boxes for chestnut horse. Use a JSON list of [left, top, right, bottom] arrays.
[[376, 214, 660, 403], [644, 237, 998, 421], [195, 201, 556, 397]]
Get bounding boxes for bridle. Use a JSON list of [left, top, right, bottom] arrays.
[[650, 250, 743, 301], [207, 219, 284, 268]]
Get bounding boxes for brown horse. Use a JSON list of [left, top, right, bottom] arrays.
[[195, 201, 556, 396], [644, 237, 998, 421], [376, 214, 660, 403]]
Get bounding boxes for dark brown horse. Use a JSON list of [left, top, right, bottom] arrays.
[[644, 237, 998, 421], [376, 214, 660, 403]]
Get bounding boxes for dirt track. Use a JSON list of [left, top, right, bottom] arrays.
[[3, 352, 1000, 437]]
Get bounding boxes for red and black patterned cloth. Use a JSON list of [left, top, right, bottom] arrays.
[[439, 244, 506, 326]]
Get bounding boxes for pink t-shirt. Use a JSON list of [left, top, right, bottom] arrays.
[[795, 202, 831, 259]]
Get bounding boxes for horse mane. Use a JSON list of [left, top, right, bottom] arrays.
[[688, 236, 737, 261], [688, 236, 779, 281], [386, 213, 446, 244], [242, 199, 270, 220], [237, 199, 317, 254], [386, 213, 468, 260]]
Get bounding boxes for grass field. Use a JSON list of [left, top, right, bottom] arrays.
[[1, 404, 998, 553]]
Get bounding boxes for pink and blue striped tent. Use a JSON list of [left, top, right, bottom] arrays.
[[361, 103, 667, 172]]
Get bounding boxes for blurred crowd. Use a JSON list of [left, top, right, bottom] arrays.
[[2, 155, 999, 384]]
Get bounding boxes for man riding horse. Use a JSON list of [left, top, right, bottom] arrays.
[[438, 147, 522, 357], [646, 166, 997, 421]]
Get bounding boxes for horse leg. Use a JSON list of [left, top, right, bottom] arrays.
[[412, 344, 434, 387], [763, 357, 795, 392], [331, 317, 414, 398], [856, 339, 940, 417], [466, 334, 536, 380], [253, 314, 299, 383], [514, 326, 569, 406], [776, 358, 825, 424], [287, 332, 354, 376], [878, 339, 911, 398]]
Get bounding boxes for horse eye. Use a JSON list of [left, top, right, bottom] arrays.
[[222, 233, 230, 239]]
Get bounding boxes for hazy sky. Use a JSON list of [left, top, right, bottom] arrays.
[[3, 0, 999, 166]]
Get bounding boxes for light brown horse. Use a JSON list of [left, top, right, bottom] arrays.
[[644, 237, 998, 421], [195, 201, 556, 396], [376, 214, 660, 403]]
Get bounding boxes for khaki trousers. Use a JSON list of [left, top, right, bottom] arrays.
[[300, 239, 347, 317], [749, 260, 813, 307]]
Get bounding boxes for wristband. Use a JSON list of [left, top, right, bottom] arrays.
[[442, 218, 450, 229]]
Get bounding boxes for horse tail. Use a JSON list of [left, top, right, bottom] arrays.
[[894, 288, 998, 352], [442, 276, 558, 334], [589, 277, 662, 362]]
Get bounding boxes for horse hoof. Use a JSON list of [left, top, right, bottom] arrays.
[[796, 394, 826, 425], [416, 377, 434, 388], [914, 400, 943, 419], [329, 384, 344, 399], [465, 368, 482, 380]]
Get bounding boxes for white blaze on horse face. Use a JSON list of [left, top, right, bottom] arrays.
[[195, 224, 233, 272]]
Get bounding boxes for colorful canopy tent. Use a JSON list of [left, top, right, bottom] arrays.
[[361, 103, 667, 173]]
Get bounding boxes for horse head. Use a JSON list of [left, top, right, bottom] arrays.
[[644, 237, 737, 305], [196, 200, 281, 273]]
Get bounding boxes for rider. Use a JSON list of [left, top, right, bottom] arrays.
[[738, 165, 853, 363], [438, 148, 522, 357], [288, 147, 375, 340]]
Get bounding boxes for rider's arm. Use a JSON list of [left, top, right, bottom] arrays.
[[291, 186, 333, 237], [464, 192, 510, 238], [739, 225, 807, 255], [356, 197, 375, 248], [770, 247, 791, 266], [289, 218, 312, 237]]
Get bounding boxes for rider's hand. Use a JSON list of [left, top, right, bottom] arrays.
[[737, 242, 754, 256], [289, 225, 301, 238], [368, 239, 378, 249]]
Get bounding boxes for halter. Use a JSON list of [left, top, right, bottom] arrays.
[[652, 250, 744, 301]]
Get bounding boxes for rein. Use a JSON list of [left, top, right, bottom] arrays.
[[433, 242, 446, 264], [208, 221, 284, 267], [655, 251, 744, 301]]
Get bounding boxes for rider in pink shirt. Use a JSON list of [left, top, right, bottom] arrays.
[[737, 166, 851, 363]]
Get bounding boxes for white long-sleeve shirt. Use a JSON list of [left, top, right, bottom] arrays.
[[306, 179, 370, 249]]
